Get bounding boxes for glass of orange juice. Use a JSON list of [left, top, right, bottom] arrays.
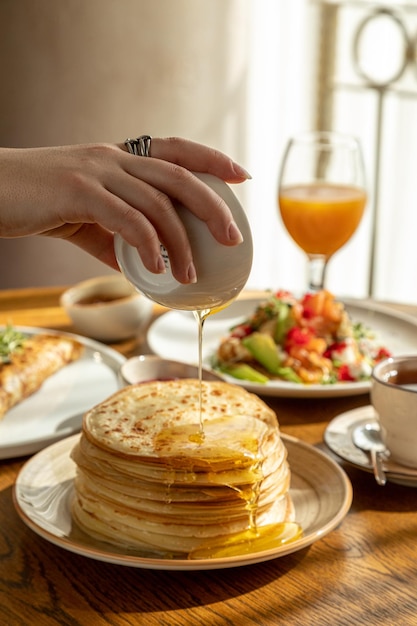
[[278, 131, 367, 291]]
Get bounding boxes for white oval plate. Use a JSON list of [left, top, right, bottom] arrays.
[[147, 296, 417, 398], [13, 433, 352, 571], [0, 326, 125, 459]]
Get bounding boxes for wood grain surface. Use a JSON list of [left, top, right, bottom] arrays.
[[0, 287, 416, 626]]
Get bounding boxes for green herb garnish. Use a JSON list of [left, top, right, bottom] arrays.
[[353, 322, 375, 341], [0, 325, 27, 363]]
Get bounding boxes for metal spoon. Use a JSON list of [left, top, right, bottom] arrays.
[[352, 423, 388, 486]]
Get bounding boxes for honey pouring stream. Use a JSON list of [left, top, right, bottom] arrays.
[[188, 308, 302, 558]]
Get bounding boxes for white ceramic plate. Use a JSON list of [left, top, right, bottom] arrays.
[[13, 433, 352, 571], [0, 326, 125, 459], [148, 296, 417, 398], [324, 405, 417, 487]]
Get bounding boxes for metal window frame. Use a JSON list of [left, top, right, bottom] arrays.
[[312, 0, 417, 295]]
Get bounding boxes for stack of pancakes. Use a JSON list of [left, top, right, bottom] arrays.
[[71, 379, 294, 558]]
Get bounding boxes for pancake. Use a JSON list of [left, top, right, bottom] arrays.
[[0, 332, 83, 419], [71, 379, 296, 558]]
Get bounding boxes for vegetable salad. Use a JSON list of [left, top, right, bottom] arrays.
[[213, 290, 391, 385]]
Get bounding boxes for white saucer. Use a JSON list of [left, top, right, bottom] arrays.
[[324, 406, 417, 487]]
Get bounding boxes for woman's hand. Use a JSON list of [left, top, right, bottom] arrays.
[[0, 137, 250, 284]]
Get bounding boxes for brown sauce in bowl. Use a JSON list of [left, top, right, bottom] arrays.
[[75, 292, 130, 306]]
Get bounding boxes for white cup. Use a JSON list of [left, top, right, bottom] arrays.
[[114, 173, 253, 311], [371, 355, 417, 468]]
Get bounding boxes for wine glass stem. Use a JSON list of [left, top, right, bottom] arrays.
[[307, 255, 328, 291]]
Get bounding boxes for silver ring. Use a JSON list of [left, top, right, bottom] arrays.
[[124, 135, 152, 157]]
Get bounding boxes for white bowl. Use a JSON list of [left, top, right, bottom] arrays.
[[60, 275, 153, 342], [120, 355, 223, 385], [115, 173, 253, 310]]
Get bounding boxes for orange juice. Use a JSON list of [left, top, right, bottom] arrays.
[[278, 183, 366, 257]]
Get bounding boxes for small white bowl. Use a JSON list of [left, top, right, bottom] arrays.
[[115, 172, 253, 310], [120, 355, 223, 385], [60, 275, 153, 342]]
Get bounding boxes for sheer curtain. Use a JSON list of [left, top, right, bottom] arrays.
[[244, 0, 318, 296], [245, 0, 417, 305]]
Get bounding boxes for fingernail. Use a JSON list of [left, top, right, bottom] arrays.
[[228, 221, 244, 244], [157, 254, 167, 273], [232, 163, 252, 180], [187, 262, 197, 284]]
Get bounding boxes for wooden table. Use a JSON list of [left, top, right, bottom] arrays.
[[0, 287, 416, 626]]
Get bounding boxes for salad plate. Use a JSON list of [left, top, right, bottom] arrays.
[[13, 433, 352, 571], [147, 295, 417, 398], [0, 326, 125, 459], [324, 405, 417, 487]]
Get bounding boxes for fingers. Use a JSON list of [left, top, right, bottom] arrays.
[[62, 176, 196, 284], [120, 157, 244, 245], [119, 136, 252, 183], [107, 176, 198, 284], [58, 224, 120, 270], [105, 151, 248, 283], [57, 140, 250, 285]]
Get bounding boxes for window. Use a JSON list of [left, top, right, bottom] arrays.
[[245, 0, 417, 304]]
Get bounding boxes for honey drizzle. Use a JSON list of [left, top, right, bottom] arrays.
[[155, 414, 303, 559], [188, 522, 303, 559], [175, 307, 304, 559], [192, 308, 211, 437]]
